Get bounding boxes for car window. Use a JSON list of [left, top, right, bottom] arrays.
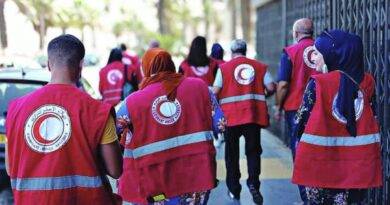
[[0, 82, 43, 132]]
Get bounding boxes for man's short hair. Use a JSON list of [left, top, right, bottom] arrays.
[[47, 34, 85, 69], [231, 39, 247, 55]]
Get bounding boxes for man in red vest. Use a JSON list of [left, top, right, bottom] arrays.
[[213, 39, 275, 205], [274, 18, 318, 204], [5, 34, 123, 205]]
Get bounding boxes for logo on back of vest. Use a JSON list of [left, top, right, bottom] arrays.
[[24, 105, 72, 153], [234, 64, 255, 85], [151, 96, 181, 125], [332, 90, 364, 124], [107, 69, 123, 85], [303, 46, 316, 69], [122, 57, 132, 65], [190, 65, 209, 76]]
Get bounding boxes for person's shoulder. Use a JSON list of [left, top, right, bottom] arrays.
[[74, 87, 105, 104], [184, 76, 204, 84]]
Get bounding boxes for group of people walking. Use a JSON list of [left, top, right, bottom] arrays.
[[3, 17, 382, 205]]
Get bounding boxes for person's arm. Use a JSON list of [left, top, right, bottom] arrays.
[[212, 68, 222, 95], [116, 101, 132, 136], [292, 79, 316, 140], [263, 71, 276, 97], [274, 51, 292, 120], [275, 51, 292, 108], [209, 88, 226, 132], [99, 115, 123, 179]]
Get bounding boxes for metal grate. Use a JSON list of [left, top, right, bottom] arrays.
[[256, 0, 390, 203]]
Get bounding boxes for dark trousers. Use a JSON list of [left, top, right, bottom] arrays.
[[225, 123, 262, 197], [0, 170, 10, 192], [285, 110, 308, 204]]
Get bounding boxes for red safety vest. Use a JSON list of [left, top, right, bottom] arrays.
[[219, 56, 269, 127], [99, 61, 131, 105], [283, 38, 320, 111], [119, 78, 216, 204], [123, 53, 143, 84], [180, 59, 218, 86], [6, 84, 121, 205], [292, 71, 382, 188]]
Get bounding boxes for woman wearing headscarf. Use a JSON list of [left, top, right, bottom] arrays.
[[116, 48, 225, 205], [292, 30, 382, 204], [179, 36, 219, 86], [210, 43, 225, 66], [99, 48, 134, 105]]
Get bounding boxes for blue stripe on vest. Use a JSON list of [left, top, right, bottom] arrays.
[[122, 201, 135, 205], [300, 133, 380, 146], [220, 94, 265, 104], [11, 175, 103, 191], [124, 130, 213, 159]]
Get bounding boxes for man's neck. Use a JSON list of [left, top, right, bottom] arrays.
[[232, 53, 245, 58], [297, 35, 312, 42], [49, 72, 77, 85], [49, 79, 77, 85]]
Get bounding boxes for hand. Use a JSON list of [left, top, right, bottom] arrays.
[[117, 115, 131, 129], [217, 118, 227, 132], [273, 107, 283, 121]]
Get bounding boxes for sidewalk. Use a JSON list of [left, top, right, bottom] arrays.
[[208, 129, 302, 205]]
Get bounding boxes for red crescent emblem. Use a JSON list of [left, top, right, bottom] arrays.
[[156, 100, 170, 118], [32, 114, 59, 144], [238, 68, 247, 80]]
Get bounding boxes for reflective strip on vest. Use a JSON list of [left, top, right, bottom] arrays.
[[220, 94, 265, 104], [124, 131, 212, 159], [103, 96, 121, 102], [11, 175, 103, 191], [300, 133, 381, 146], [103, 88, 122, 94], [122, 201, 135, 205]]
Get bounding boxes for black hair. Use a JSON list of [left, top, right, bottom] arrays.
[[210, 43, 224, 60], [107, 48, 123, 65], [47, 34, 85, 69], [187, 36, 209, 66], [120, 43, 127, 51]]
